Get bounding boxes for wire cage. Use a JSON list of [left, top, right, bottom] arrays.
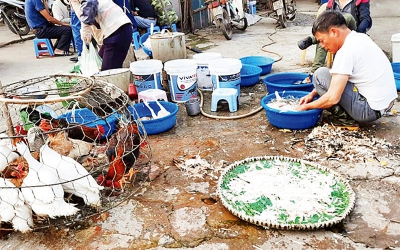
[[0, 74, 152, 232]]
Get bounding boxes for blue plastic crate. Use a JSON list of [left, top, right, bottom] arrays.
[[58, 108, 119, 139]]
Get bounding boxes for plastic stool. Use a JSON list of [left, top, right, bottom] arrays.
[[33, 38, 54, 58], [132, 31, 141, 50], [161, 23, 177, 32], [211, 88, 238, 112], [147, 26, 160, 33], [138, 89, 168, 103]]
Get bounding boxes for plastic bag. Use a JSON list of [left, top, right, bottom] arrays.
[[79, 43, 102, 76]]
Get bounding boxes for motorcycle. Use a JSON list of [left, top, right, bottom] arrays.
[[265, 0, 297, 28], [206, 0, 248, 40], [0, 0, 30, 36]]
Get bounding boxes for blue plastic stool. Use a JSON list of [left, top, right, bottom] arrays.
[[211, 88, 238, 112], [161, 23, 177, 32], [147, 26, 160, 33], [33, 38, 54, 58], [132, 31, 141, 50]]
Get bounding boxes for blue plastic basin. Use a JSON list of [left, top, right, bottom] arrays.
[[240, 64, 262, 87], [391, 62, 400, 90], [239, 56, 275, 75], [139, 33, 153, 58], [261, 91, 322, 130], [58, 108, 119, 139], [128, 101, 178, 135], [263, 72, 314, 93]]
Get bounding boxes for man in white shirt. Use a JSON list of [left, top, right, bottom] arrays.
[[52, 0, 70, 23], [297, 10, 397, 124]]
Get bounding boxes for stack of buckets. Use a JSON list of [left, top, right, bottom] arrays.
[[130, 54, 242, 104]]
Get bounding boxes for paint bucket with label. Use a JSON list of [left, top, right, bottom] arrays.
[[130, 59, 163, 93], [193, 52, 222, 91], [209, 58, 242, 95], [164, 59, 198, 102]]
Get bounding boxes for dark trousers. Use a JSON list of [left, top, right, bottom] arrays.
[[99, 23, 132, 71], [35, 24, 72, 52]]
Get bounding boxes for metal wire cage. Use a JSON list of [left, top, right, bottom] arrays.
[[0, 74, 151, 232]]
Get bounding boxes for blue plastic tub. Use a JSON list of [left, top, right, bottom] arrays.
[[263, 72, 314, 93], [391, 62, 400, 90], [58, 108, 119, 139], [261, 91, 322, 130], [239, 56, 275, 75], [139, 33, 153, 58], [128, 101, 179, 135], [240, 64, 262, 87]]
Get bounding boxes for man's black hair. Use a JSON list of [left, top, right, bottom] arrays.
[[312, 10, 347, 35]]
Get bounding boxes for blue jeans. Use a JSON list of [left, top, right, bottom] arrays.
[[134, 16, 157, 29], [313, 67, 380, 122], [70, 10, 83, 56]]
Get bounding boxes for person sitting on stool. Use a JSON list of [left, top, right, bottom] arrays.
[[131, 0, 157, 30]]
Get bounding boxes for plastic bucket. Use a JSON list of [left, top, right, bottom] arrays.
[[164, 59, 198, 103], [150, 31, 187, 63], [193, 52, 222, 91], [92, 68, 131, 93], [209, 58, 242, 95], [130, 59, 163, 93]]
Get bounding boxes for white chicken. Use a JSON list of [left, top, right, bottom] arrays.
[[40, 143, 104, 208], [15, 141, 80, 218], [1, 145, 20, 172], [0, 178, 33, 233]]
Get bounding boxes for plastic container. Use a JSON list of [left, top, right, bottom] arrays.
[[139, 32, 152, 57], [391, 62, 400, 90], [128, 101, 179, 135], [164, 59, 198, 102], [240, 64, 262, 87], [130, 59, 163, 93], [92, 68, 131, 93], [263, 72, 314, 93], [193, 52, 222, 91], [261, 91, 322, 130], [209, 58, 242, 95], [247, 1, 257, 14], [239, 56, 275, 75], [58, 108, 119, 139]]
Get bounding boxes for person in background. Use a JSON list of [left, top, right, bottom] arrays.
[[296, 11, 397, 126], [298, 0, 372, 74], [25, 0, 73, 56], [130, 0, 157, 30], [52, 0, 71, 23], [69, 8, 82, 62], [70, 0, 133, 70]]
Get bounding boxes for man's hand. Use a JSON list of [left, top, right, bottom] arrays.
[[80, 24, 92, 43]]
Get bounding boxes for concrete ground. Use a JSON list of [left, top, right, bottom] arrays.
[[1, 0, 400, 249]]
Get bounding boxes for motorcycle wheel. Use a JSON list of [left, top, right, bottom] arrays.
[[235, 17, 248, 31], [221, 8, 233, 40], [4, 8, 30, 36]]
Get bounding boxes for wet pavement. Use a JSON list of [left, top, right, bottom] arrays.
[[1, 0, 400, 249]]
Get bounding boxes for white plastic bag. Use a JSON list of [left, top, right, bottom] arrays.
[[79, 43, 102, 76]]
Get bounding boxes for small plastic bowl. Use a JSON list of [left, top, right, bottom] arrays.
[[129, 101, 179, 135], [261, 91, 322, 130], [391, 62, 400, 90], [240, 64, 262, 87], [263, 72, 314, 93], [139, 33, 153, 58], [239, 56, 275, 75]]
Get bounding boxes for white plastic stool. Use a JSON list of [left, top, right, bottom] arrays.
[[138, 89, 168, 103], [211, 88, 238, 112]]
